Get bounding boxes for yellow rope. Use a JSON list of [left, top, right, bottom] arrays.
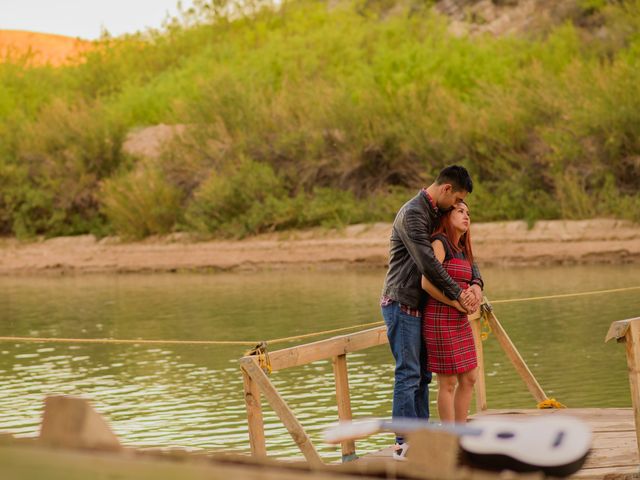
[[537, 398, 566, 409], [480, 312, 493, 341], [491, 285, 640, 305], [0, 336, 259, 346], [0, 285, 638, 346], [245, 342, 272, 374], [0, 321, 385, 347], [266, 321, 384, 345]]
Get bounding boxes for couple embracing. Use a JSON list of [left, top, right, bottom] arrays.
[[381, 165, 483, 460]]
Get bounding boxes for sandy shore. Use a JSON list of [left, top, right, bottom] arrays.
[[1, 219, 639, 275]]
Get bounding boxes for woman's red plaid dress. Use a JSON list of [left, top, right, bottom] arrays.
[[422, 234, 477, 375]]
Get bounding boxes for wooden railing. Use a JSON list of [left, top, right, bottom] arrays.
[[239, 297, 549, 463], [240, 325, 388, 464], [605, 316, 640, 460]]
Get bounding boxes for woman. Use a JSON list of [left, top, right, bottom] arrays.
[[421, 201, 478, 423]]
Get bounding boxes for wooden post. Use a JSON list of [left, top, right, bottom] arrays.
[[469, 309, 487, 411], [605, 317, 640, 461], [483, 300, 547, 404], [332, 354, 356, 462], [406, 429, 460, 478], [39, 395, 121, 451], [242, 369, 266, 457], [240, 357, 323, 466]]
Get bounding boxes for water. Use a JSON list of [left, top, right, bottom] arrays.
[[1, 265, 639, 460]]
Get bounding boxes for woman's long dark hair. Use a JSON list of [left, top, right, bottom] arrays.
[[432, 203, 474, 265]]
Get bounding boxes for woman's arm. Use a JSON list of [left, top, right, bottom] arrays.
[[421, 240, 466, 312]]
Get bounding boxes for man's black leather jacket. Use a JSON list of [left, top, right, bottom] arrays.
[[381, 190, 483, 309]]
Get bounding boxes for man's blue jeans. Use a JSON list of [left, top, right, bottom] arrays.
[[382, 302, 431, 442]]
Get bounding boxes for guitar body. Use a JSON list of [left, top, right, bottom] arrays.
[[324, 414, 592, 477], [459, 416, 591, 477]]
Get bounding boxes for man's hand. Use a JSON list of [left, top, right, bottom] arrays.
[[452, 300, 468, 314]]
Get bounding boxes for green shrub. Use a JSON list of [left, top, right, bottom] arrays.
[[1, 0, 640, 239], [101, 165, 182, 239], [185, 157, 291, 237]]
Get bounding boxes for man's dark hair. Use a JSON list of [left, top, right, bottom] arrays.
[[435, 165, 473, 193]]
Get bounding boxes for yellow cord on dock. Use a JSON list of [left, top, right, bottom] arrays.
[[537, 398, 566, 409], [0, 285, 638, 346]]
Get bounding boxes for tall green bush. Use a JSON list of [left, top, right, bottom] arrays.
[[1, 0, 640, 239], [101, 165, 182, 239]]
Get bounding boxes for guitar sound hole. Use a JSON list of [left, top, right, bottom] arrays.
[[553, 431, 565, 447], [496, 432, 515, 439]]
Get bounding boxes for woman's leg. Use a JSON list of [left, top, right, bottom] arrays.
[[454, 368, 478, 423], [436, 374, 457, 422]]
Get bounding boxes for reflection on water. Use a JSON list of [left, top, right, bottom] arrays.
[[1, 265, 640, 460]]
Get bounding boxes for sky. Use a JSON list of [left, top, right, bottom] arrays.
[[0, 0, 196, 39]]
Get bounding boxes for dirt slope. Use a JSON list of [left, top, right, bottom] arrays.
[[0, 30, 91, 66]]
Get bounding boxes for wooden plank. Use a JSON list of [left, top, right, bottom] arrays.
[[573, 464, 640, 479], [241, 369, 266, 457], [623, 319, 640, 461], [475, 408, 634, 419], [39, 395, 121, 452], [582, 445, 638, 468], [332, 355, 356, 461], [484, 305, 547, 403], [405, 429, 460, 478], [605, 318, 640, 343], [593, 430, 638, 450], [239, 357, 323, 466], [0, 443, 380, 480], [470, 314, 487, 411], [474, 408, 636, 434], [256, 326, 388, 372]]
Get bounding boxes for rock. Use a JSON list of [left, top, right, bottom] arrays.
[[122, 124, 188, 159]]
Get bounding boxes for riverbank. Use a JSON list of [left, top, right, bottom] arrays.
[[0, 219, 639, 275]]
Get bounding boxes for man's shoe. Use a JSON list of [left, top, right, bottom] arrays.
[[392, 442, 409, 461]]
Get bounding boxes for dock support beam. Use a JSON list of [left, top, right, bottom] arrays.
[[483, 299, 547, 404], [332, 354, 356, 461], [469, 309, 487, 412], [242, 369, 266, 457], [606, 316, 640, 461], [240, 357, 323, 466]]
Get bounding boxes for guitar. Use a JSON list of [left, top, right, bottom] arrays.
[[324, 415, 592, 477]]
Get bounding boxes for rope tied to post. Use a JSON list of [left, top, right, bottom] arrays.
[[480, 302, 494, 341], [245, 341, 272, 374]]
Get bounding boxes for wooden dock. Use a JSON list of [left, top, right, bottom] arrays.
[[239, 305, 640, 479], [1, 301, 639, 479], [1, 405, 637, 480], [360, 408, 639, 479]]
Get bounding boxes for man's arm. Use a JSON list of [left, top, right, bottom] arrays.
[[470, 263, 483, 290], [396, 208, 462, 301], [460, 262, 483, 312], [421, 240, 467, 313]]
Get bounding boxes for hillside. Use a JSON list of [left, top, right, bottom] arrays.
[[0, 0, 639, 241], [0, 30, 91, 66]]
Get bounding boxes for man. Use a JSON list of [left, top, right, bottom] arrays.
[[380, 165, 483, 459]]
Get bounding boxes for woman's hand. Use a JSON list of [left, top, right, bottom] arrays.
[[460, 288, 481, 313]]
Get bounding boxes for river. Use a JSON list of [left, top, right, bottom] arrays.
[[1, 265, 639, 460]]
